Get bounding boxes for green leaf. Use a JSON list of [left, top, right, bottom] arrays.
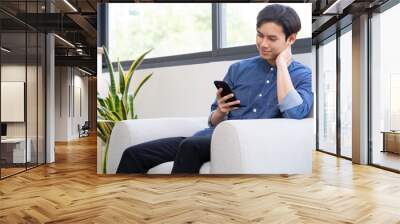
[[104, 96, 114, 111], [97, 120, 114, 144], [98, 120, 115, 174], [118, 60, 126, 97], [102, 139, 110, 174], [122, 49, 152, 105], [98, 120, 115, 133], [113, 94, 121, 115], [97, 126, 106, 142], [103, 46, 119, 112], [134, 73, 153, 99], [105, 111, 119, 121], [128, 94, 134, 119], [97, 109, 107, 120], [103, 46, 117, 95], [97, 96, 106, 108], [98, 107, 119, 121], [120, 100, 127, 120]]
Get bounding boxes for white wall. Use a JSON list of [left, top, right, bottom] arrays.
[[1, 64, 46, 164], [1, 65, 26, 130], [55, 67, 89, 141], [55, 66, 69, 141], [98, 53, 314, 119], [72, 73, 89, 138], [1, 65, 26, 140], [1, 65, 42, 137]]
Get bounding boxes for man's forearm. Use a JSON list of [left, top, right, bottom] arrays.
[[276, 63, 295, 103], [210, 109, 228, 127]]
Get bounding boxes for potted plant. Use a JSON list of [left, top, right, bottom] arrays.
[[97, 46, 153, 174]]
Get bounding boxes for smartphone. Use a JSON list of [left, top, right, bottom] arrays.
[[214, 81, 245, 107]]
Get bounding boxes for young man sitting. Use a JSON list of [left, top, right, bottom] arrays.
[[117, 4, 313, 174]]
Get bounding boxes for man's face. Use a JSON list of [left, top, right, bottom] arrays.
[[256, 22, 294, 62]]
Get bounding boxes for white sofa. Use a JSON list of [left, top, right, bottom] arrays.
[[107, 117, 314, 174]]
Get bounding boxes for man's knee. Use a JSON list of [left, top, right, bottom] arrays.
[[178, 138, 198, 154], [121, 145, 141, 160]]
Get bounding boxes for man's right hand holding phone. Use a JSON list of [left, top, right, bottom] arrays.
[[210, 88, 241, 127]]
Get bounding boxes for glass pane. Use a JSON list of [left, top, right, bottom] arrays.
[[38, 32, 45, 165], [371, 3, 400, 171], [340, 29, 352, 158], [222, 3, 312, 48], [27, 31, 38, 169], [390, 75, 400, 130], [1, 30, 27, 177], [318, 37, 337, 154], [109, 3, 212, 61], [0, 0, 46, 178]]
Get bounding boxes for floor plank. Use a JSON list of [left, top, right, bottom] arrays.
[[0, 135, 400, 223]]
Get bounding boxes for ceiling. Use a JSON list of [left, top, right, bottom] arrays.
[[310, 0, 390, 43], [0, 0, 97, 75]]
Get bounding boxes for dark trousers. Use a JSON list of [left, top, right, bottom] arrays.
[[116, 136, 211, 174]]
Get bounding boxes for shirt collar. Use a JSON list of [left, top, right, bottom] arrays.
[[258, 57, 276, 72], [258, 56, 295, 71]]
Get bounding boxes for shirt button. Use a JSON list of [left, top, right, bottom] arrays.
[[270, 67, 274, 71], [253, 108, 257, 113], [259, 93, 262, 97], [266, 80, 270, 84]]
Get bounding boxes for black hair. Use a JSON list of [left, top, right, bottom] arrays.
[[256, 4, 301, 40]]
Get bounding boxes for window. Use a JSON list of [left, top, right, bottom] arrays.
[[390, 74, 400, 130], [0, 1, 46, 179], [106, 3, 312, 65], [371, 2, 400, 171], [339, 28, 352, 158], [316, 26, 353, 159], [221, 3, 312, 48], [108, 3, 212, 61], [318, 36, 337, 155]]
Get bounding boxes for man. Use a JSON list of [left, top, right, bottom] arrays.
[[117, 4, 313, 174]]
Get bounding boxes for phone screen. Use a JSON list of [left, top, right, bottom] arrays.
[[213, 81, 245, 107]]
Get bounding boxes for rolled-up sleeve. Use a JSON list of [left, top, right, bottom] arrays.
[[207, 110, 216, 127], [280, 68, 314, 119], [207, 110, 228, 127], [278, 89, 303, 112]]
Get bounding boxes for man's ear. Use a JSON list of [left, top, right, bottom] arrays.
[[287, 33, 297, 45]]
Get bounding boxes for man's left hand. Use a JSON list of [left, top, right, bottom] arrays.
[[276, 44, 292, 68]]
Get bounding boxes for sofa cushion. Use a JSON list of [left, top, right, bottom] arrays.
[[199, 162, 210, 174], [147, 161, 210, 174]]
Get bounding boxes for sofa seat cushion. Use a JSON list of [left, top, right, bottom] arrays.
[[147, 161, 210, 174]]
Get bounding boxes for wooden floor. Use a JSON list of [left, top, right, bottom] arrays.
[[1, 135, 400, 223], [373, 150, 400, 171], [1, 163, 45, 178], [1, 167, 26, 177]]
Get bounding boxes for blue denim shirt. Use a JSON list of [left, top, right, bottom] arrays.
[[193, 56, 313, 137]]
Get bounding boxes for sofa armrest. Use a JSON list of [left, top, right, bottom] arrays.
[[107, 117, 208, 173], [210, 118, 314, 174]]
